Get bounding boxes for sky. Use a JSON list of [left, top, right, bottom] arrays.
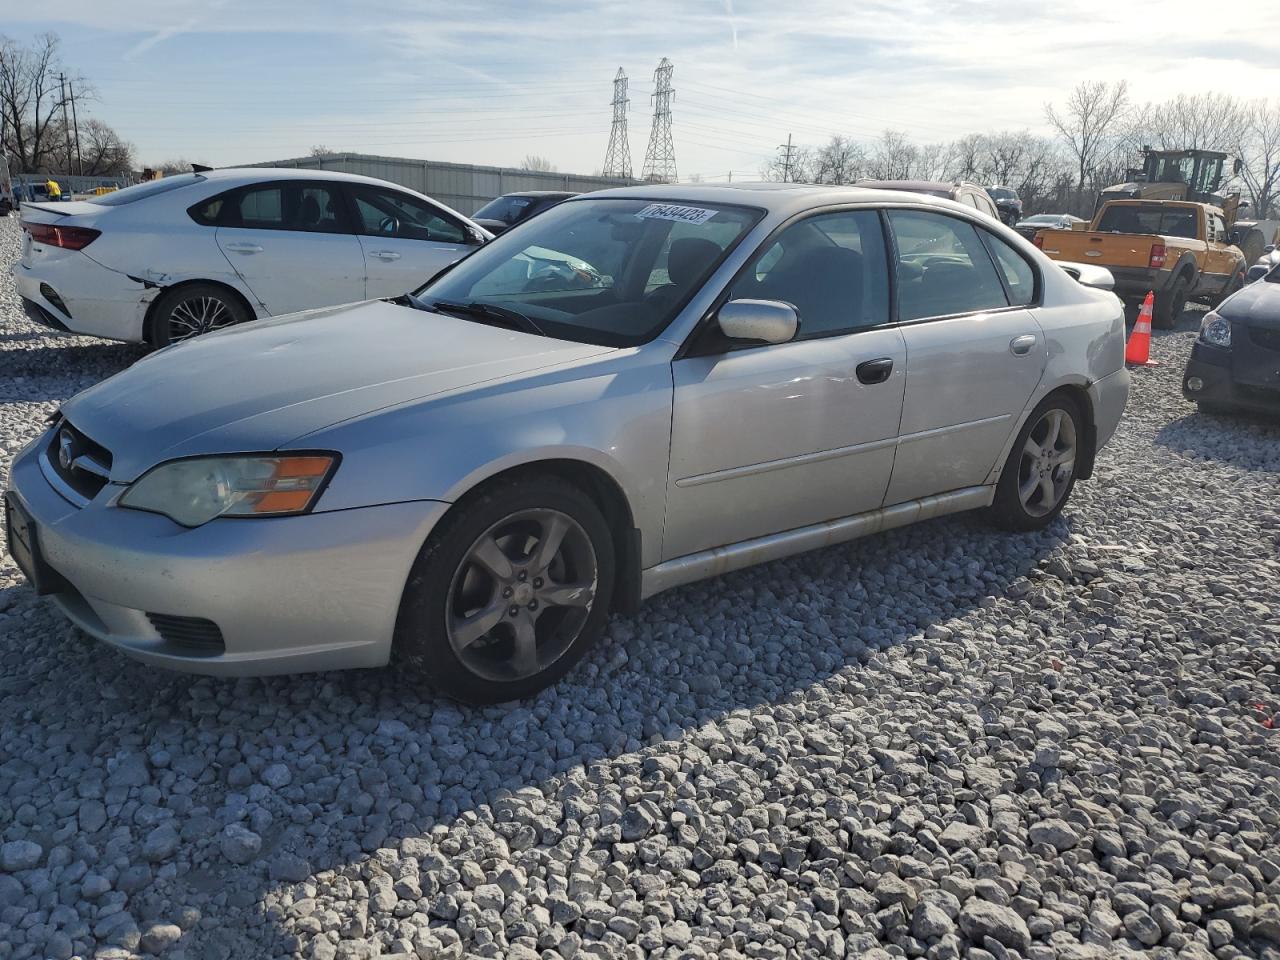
[[3, 0, 1278, 181]]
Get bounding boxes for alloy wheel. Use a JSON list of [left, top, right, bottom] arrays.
[[167, 296, 237, 342], [446, 508, 598, 682], [1017, 407, 1077, 517]]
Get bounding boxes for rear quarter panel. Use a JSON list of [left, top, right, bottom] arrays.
[[985, 258, 1128, 482]]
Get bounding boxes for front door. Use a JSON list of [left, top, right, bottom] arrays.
[[214, 180, 365, 315], [346, 184, 477, 299], [882, 209, 1046, 504], [664, 209, 906, 560]]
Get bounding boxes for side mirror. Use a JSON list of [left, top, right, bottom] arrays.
[[715, 299, 798, 344]]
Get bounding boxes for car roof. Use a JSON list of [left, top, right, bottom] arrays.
[[857, 179, 957, 194], [201, 167, 425, 189], [499, 191, 577, 199], [577, 181, 971, 217]]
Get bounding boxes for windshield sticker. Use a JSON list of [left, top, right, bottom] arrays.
[[635, 203, 717, 225]]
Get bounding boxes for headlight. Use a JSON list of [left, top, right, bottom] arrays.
[[1198, 312, 1231, 348], [119, 454, 338, 527]]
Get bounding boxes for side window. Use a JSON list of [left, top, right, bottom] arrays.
[[887, 210, 1010, 321], [981, 231, 1037, 306], [350, 187, 468, 244], [191, 182, 349, 233], [727, 210, 890, 338]]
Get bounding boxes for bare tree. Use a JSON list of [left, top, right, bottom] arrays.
[[0, 33, 74, 173], [520, 154, 556, 172], [1237, 99, 1280, 218], [310, 144, 336, 157], [867, 130, 918, 180], [73, 118, 133, 176], [809, 135, 863, 184], [945, 133, 986, 182], [1045, 81, 1131, 202], [151, 158, 205, 176], [1139, 93, 1248, 152], [914, 142, 950, 181]]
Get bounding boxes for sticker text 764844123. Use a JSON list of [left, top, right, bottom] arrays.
[[634, 203, 718, 225]]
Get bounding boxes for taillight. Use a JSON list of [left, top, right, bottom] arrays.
[[22, 221, 100, 250], [1148, 243, 1166, 269], [1033, 234, 1044, 248]]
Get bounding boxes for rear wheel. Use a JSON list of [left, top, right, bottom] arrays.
[[989, 394, 1083, 532], [147, 283, 250, 348], [1152, 276, 1189, 329], [396, 475, 615, 704]]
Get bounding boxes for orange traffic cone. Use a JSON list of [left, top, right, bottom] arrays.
[[1125, 291, 1159, 367]]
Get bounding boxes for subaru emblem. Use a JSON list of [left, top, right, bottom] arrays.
[[58, 430, 75, 471]]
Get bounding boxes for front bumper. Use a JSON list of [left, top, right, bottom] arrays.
[[6, 429, 449, 675], [12, 251, 154, 342], [1182, 335, 1280, 414]]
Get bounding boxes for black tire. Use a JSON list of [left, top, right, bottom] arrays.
[[147, 282, 250, 348], [1152, 275, 1189, 329], [988, 393, 1084, 532], [395, 474, 616, 704]]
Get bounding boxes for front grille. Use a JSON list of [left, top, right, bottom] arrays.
[[47, 420, 112, 502], [146, 614, 226, 654], [1247, 326, 1280, 353]]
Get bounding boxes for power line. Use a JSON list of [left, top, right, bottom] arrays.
[[640, 58, 677, 184], [602, 67, 633, 180]]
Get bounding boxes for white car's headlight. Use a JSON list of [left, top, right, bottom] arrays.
[[1198, 311, 1231, 348], [119, 454, 338, 527]]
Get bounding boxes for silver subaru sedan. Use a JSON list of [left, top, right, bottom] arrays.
[[5, 184, 1129, 703]]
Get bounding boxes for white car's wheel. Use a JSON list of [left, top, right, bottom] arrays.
[[148, 283, 250, 348], [989, 394, 1082, 531]]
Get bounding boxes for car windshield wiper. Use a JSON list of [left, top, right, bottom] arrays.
[[427, 299, 546, 337]]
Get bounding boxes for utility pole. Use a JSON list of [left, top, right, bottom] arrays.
[[640, 58, 677, 184], [58, 73, 73, 178], [778, 134, 796, 183], [601, 68, 632, 180], [68, 79, 83, 176]]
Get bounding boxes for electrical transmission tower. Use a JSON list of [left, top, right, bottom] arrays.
[[602, 68, 632, 180], [641, 58, 676, 183], [777, 134, 796, 182]]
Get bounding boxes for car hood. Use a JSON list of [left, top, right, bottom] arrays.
[[1220, 279, 1280, 327], [61, 300, 614, 481]]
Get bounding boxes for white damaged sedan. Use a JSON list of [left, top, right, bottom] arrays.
[[5, 183, 1129, 703]]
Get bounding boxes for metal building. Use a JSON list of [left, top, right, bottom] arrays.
[[246, 153, 635, 215]]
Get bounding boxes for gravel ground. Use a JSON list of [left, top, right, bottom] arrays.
[[1, 214, 1278, 960]]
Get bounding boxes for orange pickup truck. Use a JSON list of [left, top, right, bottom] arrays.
[[1035, 199, 1247, 327]]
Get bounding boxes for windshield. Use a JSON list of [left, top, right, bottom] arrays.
[[89, 173, 206, 206], [1096, 204, 1197, 239], [417, 197, 762, 346], [988, 188, 1016, 200], [473, 195, 538, 225]]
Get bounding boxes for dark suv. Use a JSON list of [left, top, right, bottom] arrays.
[[987, 186, 1023, 226], [471, 191, 576, 236]]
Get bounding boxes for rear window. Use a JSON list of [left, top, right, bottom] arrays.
[[88, 174, 206, 206], [473, 195, 538, 225], [1096, 205, 1198, 239]]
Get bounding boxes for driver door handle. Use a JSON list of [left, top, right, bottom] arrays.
[[1010, 334, 1037, 356], [855, 357, 894, 385], [370, 250, 401, 261], [223, 242, 262, 254]]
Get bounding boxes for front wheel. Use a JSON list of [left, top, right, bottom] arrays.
[[988, 394, 1083, 532], [147, 283, 250, 348], [395, 475, 615, 704]]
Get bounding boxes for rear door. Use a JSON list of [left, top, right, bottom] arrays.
[[345, 184, 477, 298], [884, 209, 1045, 504], [204, 180, 365, 315]]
